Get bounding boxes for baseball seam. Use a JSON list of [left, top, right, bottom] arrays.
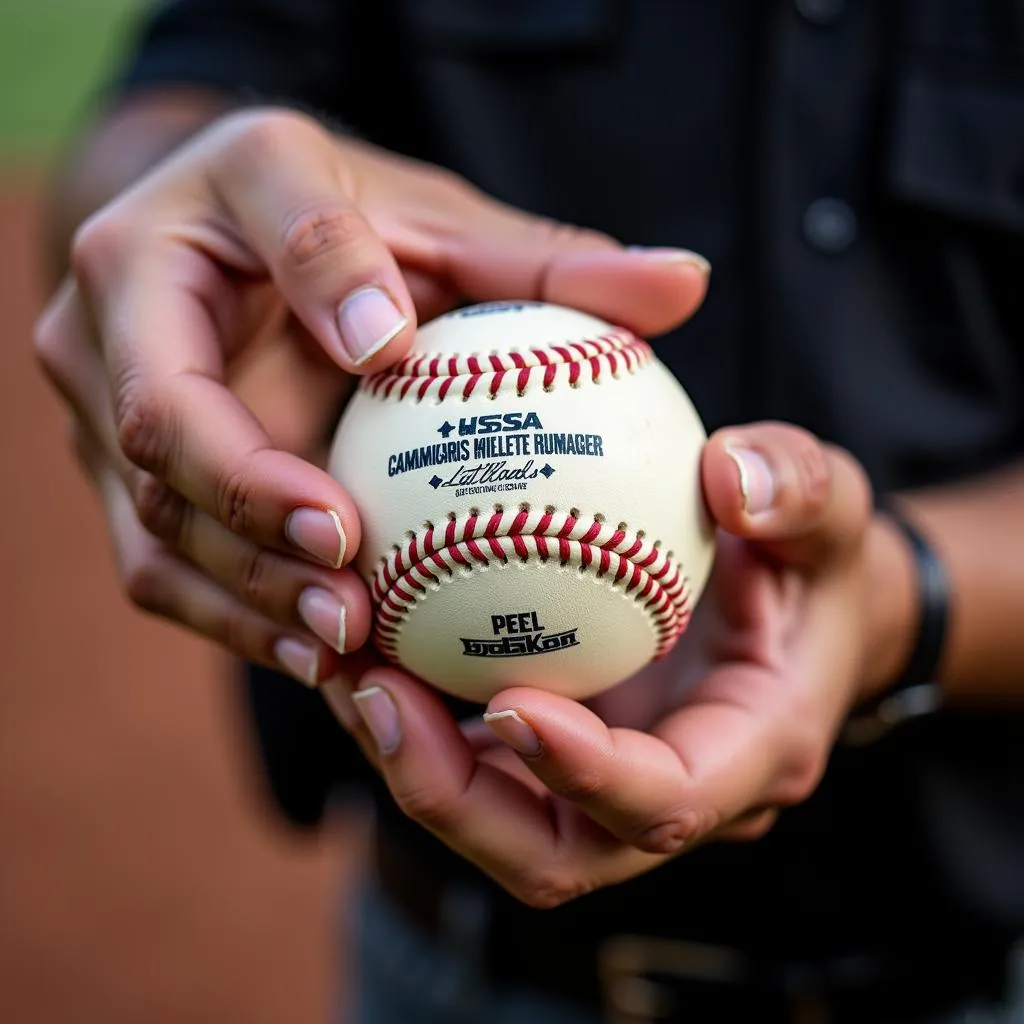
[[361, 329, 652, 402], [371, 505, 692, 664]]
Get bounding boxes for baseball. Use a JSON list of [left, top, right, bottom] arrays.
[[328, 300, 715, 704]]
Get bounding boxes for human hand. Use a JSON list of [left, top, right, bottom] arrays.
[[324, 423, 915, 907], [33, 107, 709, 683]]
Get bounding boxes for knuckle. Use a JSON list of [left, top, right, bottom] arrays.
[[220, 607, 257, 661], [633, 806, 709, 854], [394, 784, 458, 832], [238, 546, 278, 605], [722, 810, 778, 844], [70, 211, 127, 284], [123, 556, 168, 614], [552, 767, 608, 804], [280, 205, 368, 270], [221, 109, 321, 167], [742, 814, 777, 842], [216, 462, 260, 535], [133, 473, 186, 541], [533, 216, 614, 252], [32, 307, 71, 382], [512, 866, 592, 911], [115, 379, 174, 475], [423, 163, 478, 206], [790, 433, 832, 520], [774, 740, 827, 807]]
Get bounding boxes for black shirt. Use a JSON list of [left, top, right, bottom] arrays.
[[112, 0, 1024, 959]]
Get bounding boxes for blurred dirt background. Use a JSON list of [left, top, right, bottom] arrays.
[[0, 3, 365, 1021]]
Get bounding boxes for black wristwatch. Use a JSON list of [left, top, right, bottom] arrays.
[[841, 507, 949, 747]]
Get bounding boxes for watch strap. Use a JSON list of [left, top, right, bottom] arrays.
[[842, 506, 949, 747]]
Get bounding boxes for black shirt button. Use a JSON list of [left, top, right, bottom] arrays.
[[803, 198, 858, 254], [795, 0, 846, 26]]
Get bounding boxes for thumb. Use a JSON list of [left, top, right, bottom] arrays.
[[701, 422, 873, 570]]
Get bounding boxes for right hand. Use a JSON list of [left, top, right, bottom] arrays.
[[34, 107, 710, 686]]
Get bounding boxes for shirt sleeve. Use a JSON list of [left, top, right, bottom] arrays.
[[112, 0, 354, 113]]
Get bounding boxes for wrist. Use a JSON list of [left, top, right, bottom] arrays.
[[857, 511, 919, 703]]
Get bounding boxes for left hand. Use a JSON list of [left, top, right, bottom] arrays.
[[323, 422, 914, 908]]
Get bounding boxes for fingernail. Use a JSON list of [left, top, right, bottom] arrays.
[[321, 676, 361, 731], [353, 685, 401, 754], [626, 246, 711, 275], [725, 445, 776, 515], [483, 709, 543, 758], [298, 586, 347, 654], [274, 637, 319, 688], [285, 507, 346, 568], [337, 286, 408, 365]]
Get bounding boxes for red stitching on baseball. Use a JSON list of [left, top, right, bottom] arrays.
[[361, 329, 652, 401], [370, 508, 692, 665]]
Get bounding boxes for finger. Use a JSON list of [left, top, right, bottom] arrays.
[[156, 494, 373, 652], [35, 279, 125, 467], [439, 209, 711, 338], [320, 646, 387, 736], [324, 661, 545, 763], [399, 266, 463, 326], [328, 133, 711, 338], [349, 668, 663, 908], [213, 110, 416, 371], [93, 456, 339, 686], [74, 236, 363, 566], [451, 245, 710, 339], [320, 652, 515, 780], [70, 120, 389, 566], [484, 678, 782, 855], [36, 286, 200, 555], [460, 716, 510, 756], [701, 422, 873, 569], [40, 282, 362, 581]]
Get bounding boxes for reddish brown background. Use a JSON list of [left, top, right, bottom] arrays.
[[0, 170, 366, 1022]]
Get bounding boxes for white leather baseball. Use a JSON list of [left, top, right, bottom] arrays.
[[328, 300, 715, 704]]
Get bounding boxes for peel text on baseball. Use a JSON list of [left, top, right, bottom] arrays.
[[460, 608, 581, 659]]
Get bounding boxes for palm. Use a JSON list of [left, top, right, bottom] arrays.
[[581, 531, 800, 730]]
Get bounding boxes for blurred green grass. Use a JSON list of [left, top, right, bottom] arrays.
[[0, 0, 142, 162]]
